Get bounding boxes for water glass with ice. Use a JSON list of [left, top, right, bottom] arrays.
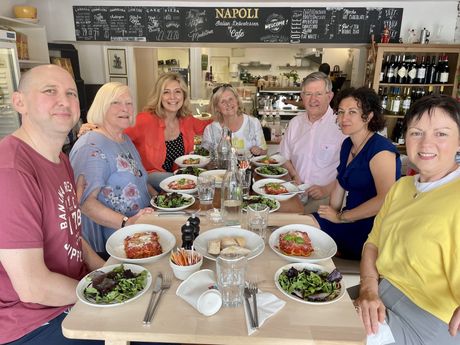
[[216, 253, 247, 307], [247, 203, 269, 240], [197, 175, 216, 205], [240, 169, 252, 197]]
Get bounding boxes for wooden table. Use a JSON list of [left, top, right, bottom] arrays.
[[62, 213, 365, 345]]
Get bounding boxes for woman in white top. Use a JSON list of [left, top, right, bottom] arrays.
[[202, 84, 267, 156]]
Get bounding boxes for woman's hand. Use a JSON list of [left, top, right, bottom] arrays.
[[78, 123, 98, 137], [307, 185, 327, 200], [449, 306, 460, 336], [125, 208, 155, 227], [317, 205, 340, 223], [356, 282, 386, 335], [250, 146, 266, 156]]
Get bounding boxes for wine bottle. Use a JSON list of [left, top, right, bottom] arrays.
[[407, 56, 417, 84], [416, 56, 426, 84], [386, 55, 396, 83], [380, 87, 388, 111], [396, 55, 407, 84], [401, 87, 412, 116], [425, 56, 437, 84], [439, 54, 449, 84], [381, 55, 390, 83], [390, 87, 401, 115]]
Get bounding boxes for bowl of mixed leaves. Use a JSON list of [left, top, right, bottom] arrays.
[[174, 166, 207, 176], [275, 263, 344, 304], [193, 146, 210, 157], [150, 192, 195, 211], [255, 165, 288, 178], [77, 264, 151, 307], [242, 195, 280, 213]]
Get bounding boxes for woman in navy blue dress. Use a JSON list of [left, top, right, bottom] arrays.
[[311, 87, 401, 259]]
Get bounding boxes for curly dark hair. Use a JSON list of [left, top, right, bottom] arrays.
[[403, 94, 460, 134], [334, 87, 386, 132]]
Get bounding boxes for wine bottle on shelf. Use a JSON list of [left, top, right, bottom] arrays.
[[415, 56, 426, 84], [392, 118, 405, 145], [386, 55, 396, 83], [396, 54, 407, 84], [407, 56, 417, 84], [401, 87, 412, 116], [380, 87, 388, 111], [393, 55, 400, 82], [390, 87, 402, 115], [427, 85, 434, 95], [439, 55, 449, 84], [425, 56, 437, 84], [381, 55, 390, 83]]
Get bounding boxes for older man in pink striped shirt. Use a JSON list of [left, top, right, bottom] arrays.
[[280, 72, 346, 214]]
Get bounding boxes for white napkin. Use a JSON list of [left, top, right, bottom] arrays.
[[366, 321, 395, 345], [243, 291, 286, 335]]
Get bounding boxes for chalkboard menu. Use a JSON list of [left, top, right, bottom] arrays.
[[73, 6, 402, 44]]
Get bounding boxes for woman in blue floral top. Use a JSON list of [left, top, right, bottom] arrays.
[[70, 82, 155, 259]]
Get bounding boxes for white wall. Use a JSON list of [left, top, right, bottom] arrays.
[[5, 0, 458, 85]]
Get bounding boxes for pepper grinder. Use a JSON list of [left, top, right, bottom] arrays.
[[181, 221, 194, 249], [188, 214, 201, 239]]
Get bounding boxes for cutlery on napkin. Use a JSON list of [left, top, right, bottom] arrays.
[[243, 290, 286, 335]]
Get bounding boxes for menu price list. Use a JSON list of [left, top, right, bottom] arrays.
[[73, 6, 402, 44]]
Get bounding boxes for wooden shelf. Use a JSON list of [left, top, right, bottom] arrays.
[[278, 66, 310, 70], [238, 63, 271, 69]]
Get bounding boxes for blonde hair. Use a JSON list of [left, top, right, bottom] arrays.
[[143, 72, 191, 118], [209, 85, 244, 123], [87, 82, 133, 126]]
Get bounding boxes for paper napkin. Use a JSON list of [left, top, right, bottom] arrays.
[[243, 291, 286, 336], [366, 321, 395, 345]]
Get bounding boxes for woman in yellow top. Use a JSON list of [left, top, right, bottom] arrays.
[[357, 94, 460, 343]]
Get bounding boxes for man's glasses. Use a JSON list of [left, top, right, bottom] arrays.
[[212, 84, 232, 94], [301, 91, 329, 98]]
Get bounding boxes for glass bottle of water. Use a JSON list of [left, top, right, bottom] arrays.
[[216, 126, 232, 169], [221, 149, 242, 226]]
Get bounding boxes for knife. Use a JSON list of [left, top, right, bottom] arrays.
[[143, 273, 162, 324]]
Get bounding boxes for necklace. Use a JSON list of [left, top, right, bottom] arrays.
[[351, 132, 372, 158]]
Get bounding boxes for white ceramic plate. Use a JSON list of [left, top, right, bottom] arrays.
[[106, 224, 176, 264], [76, 263, 152, 307], [150, 192, 195, 211], [193, 227, 265, 261], [174, 167, 207, 176], [199, 169, 227, 188], [269, 224, 337, 263], [251, 154, 287, 167], [159, 174, 198, 194], [175, 154, 210, 168], [274, 262, 345, 305], [242, 195, 280, 213], [255, 166, 289, 178], [252, 178, 303, 201]]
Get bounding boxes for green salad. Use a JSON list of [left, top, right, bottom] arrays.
[[193, 146, 210, 156], [278, 266, 342, 302], [242, 195, 278, 211], [154, 192, 193, 208], [257, 165, 287, 176], [83, 265, 148, 304], [176, 166, 205, 176]]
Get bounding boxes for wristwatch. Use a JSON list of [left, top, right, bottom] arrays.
[[121, 216, 129, 228], [338, 210, 353, 223]]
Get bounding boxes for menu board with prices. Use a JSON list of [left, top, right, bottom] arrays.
[[73, 6, 402, 44]]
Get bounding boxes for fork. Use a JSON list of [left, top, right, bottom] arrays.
[[249, 282, 259, 328], [144, 274, 171, 324], [243, 287, 256, 328]]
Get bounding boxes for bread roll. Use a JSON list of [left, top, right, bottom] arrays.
[[208, 239, 221, 255], [221, 237, 238, 248], [220, 245, 251, 256]]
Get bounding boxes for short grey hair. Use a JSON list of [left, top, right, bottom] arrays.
[[302, 71, 333, 93]]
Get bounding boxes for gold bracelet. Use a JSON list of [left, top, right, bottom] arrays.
[[337, 210, 353, 223]]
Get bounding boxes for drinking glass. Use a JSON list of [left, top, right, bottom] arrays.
[[239, 169, 252, 197], [216, 253, 247, 307], [197, 175, 216, 206], [247, 203, 269, 240]]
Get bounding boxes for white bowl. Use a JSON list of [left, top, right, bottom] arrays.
[[150, 192, 195, 211], [274, 262, 345, 305], [169, 250, 203, 280], [251, 154, 287, 167], [105, 224, 176, 264], [269, 224, 337, 262], [159, 174, 198, 194], [252, 178, 303, 201], [175, 154, 210, 168], [199, 169, 226, 188], [255, 166, 288, 178], [174, 167, 207, 176]]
